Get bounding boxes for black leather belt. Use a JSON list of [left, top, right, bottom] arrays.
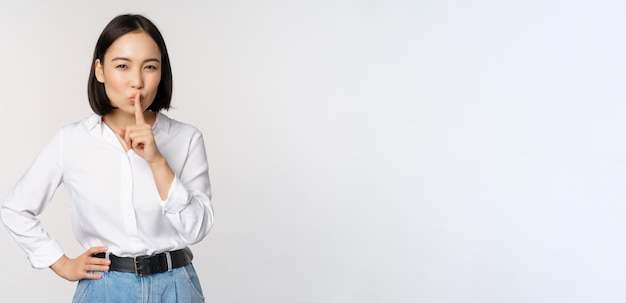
[[94, 248, 193, 277]]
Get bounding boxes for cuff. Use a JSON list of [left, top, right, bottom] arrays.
[[160, 176, 191, 214], [28, 239, 64, 269]]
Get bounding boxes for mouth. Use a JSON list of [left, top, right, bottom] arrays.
[[130, 95, 142, 104]]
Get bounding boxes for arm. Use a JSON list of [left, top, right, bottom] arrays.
[[121, 93, 174, 200], [1, 130, 111, 280], [1, 131, 65, 269], [121, 94, 213, 243], [160, 131, 214, 244], [132, 131, 213, 243]]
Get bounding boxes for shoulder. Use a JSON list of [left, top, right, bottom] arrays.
[[34, 114, 100, 154], [156, 112, 204, 138], [59, 113, 101, 133], [50, 114, 102, 146]]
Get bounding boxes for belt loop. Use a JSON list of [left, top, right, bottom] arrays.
[[165, 251, 173, 271], [105, 252, 111, 260]]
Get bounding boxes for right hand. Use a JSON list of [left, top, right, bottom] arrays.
[[50, 246, 111, 281]]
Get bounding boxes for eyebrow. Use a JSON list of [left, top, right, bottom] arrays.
[[110, 57, 161, 64]]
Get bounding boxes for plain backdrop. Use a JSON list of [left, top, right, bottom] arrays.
[[1, 0, 625, 302]]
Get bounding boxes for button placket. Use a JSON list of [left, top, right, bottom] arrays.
[[120, 152, 141, 251]]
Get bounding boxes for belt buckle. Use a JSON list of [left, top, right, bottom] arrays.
[[134, 255, 150, 277]]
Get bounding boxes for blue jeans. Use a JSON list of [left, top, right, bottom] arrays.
[[72, 263, 205, 303]]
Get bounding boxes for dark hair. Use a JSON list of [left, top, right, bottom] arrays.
[[88, 14, 173, 115]]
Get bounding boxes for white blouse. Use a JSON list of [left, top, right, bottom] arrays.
[[1, 113, 214, 269]]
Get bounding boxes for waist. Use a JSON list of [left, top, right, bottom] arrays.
[[94, 248, 193, 277]]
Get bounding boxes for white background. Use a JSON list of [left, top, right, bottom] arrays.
[[1, 0, 625, 302]]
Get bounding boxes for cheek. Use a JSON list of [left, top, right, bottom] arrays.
[[147, 73, 162, 88], [145, 74, 162, 106], [104, 72, 126, 91]]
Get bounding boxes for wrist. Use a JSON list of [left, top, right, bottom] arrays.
[[50, 255, 69, 275], [147, 154, 167, 167]]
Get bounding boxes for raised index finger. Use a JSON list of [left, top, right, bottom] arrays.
[[134, 92, 146, 125]]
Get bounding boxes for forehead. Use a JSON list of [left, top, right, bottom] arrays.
[[104, 31, 161, 60]]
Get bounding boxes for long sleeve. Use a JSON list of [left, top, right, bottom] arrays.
[[1, 130, 65, 269], [160, 132, 214, 245]]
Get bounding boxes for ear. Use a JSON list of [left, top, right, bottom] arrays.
[[94, 59, 105, 83]]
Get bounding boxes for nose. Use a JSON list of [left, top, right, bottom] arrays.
[[130, 69, 144, 89]]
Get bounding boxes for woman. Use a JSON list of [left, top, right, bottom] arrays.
[[0, 14, 213, 302]]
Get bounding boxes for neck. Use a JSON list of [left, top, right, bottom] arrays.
[[103, 109, 157, 131]]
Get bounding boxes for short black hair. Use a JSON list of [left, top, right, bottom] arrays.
[[88, 14, 173, 115]]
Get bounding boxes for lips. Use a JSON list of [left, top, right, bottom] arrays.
[[130, 95, 142, 103]]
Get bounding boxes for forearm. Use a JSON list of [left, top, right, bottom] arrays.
[[1, 204, 66, 269], [162, 194, 214, 244], [159, 172, 213, 244], [157, 130, 213, 243], [148, 156, 175, 201]]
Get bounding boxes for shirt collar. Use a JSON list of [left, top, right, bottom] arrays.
[[83, 112, 171, 135], [84, 113, 101, 130], [153, 112, 171, 134]]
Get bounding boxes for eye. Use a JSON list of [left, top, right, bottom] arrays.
[[115, 64, 128, 69], [144, 65, 159, 70]]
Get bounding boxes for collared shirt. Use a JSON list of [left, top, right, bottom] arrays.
[[1, 113, 214, 269]]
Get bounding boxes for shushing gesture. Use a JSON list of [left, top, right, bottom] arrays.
[[116, 92, 174, 200], [118, 92, 163, 164]]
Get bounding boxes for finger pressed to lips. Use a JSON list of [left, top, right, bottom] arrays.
[[134, 92, 146, 124]]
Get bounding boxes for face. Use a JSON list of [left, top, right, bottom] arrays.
[[95, 31, 162, 115]]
